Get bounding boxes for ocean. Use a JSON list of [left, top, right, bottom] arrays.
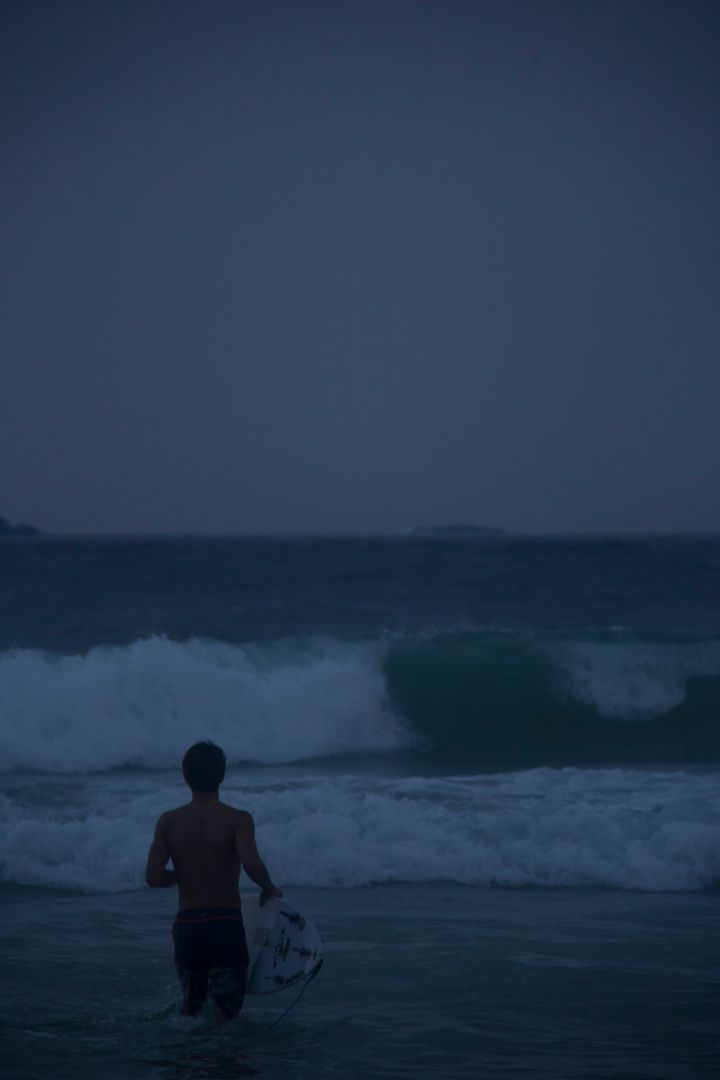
[[1, 535, 719, 1078]]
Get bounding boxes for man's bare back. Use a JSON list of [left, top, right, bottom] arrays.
[[146, 794, 281, 909]]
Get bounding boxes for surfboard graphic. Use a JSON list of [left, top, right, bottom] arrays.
[[241, 894, 323, 995]]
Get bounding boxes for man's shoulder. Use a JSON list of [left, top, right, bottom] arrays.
[[217, 804, 253, 831], [155, 803, 252, 827], [219, 802, 252, 821], [156, 805, 190, 825]]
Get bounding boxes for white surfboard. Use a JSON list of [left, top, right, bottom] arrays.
[[241, 894, 323, 995]]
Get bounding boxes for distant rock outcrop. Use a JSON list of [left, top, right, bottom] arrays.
[[0, 515, 42, 537], [412, 524, 506, 538]]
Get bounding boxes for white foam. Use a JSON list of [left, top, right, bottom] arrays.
[[0, 636, 409, 771], [1, 768, 719, 893], [552, 638, 720, 718]]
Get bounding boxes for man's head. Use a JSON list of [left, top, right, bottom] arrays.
[[182, 741, 226, 792]]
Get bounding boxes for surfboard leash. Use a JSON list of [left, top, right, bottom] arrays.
[[248, 959, 324, 1043]]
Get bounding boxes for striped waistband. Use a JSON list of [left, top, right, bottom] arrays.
[[175, 907, 243, 924]]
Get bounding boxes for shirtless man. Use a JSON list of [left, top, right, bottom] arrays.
[[145, 740, 282, 1021]]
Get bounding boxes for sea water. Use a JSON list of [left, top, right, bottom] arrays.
[[1, 536, 719, 1078]]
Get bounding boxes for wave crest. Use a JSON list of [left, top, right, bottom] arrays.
[[0, 636, 409, 772]]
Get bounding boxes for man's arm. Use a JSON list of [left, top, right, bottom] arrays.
[[145, 814, 178, 888], [235, 811, 282, 906]]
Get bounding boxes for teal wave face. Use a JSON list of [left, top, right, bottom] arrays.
[[383, 630, 720, 768]]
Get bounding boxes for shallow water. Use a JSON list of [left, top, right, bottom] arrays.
[[3, 883, 719, 1079]]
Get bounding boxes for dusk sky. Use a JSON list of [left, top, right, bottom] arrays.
[[2, 0, 719, 534]]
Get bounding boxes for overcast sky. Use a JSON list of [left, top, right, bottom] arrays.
[[2, 0, 719, 534]]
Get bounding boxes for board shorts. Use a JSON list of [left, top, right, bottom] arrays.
[[172, 907, 249, 1018]]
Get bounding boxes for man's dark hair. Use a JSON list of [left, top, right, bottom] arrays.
[[182, 741, 226, 792]]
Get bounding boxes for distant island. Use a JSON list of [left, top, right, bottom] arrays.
[[412, 524, 507, 538], [0, 515, 42, 538]]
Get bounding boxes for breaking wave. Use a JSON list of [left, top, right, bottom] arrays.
[[0, 636, 407, 772], [2, 628, 720, 773]]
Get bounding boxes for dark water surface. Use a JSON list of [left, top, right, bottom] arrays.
[[3, 883, 719, 1080], [4, 535, 720, 651]]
